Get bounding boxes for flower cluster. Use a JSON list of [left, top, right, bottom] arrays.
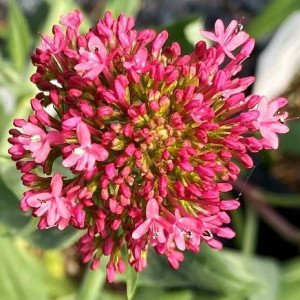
[[9, 11, 288, 281]]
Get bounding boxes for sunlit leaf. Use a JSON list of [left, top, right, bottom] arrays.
[[42, 0, 91, 36], [103, 0, 141, 17], [280, 257, 300, 300], [248, 0, 300, 39], [184, 17, 209, 47], [0, 237, 47, 300], [126, 264, 139, 300], [7, 0, 33, 71], [76, 263, 107, 300]]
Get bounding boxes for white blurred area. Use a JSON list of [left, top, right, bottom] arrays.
[[254, 11, 300, 99]]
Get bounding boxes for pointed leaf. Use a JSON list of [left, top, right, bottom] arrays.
[[7, 0, 33, 71], [126, 265, 139, 300]]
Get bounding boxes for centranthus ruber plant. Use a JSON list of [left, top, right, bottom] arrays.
[[8, 10, 289, 282]]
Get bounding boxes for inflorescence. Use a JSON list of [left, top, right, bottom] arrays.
[[9, 11, 289, 282]]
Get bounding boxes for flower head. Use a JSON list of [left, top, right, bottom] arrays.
[[9, 12, 289, 280]]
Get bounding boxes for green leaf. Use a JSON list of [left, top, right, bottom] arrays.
[[163, 17, 196, 54], [248, 256, 280, 300], [97, 291, 126, 300], [7, 0, 33, 71], [248, 0, 300, 39], [0, 177, 29, 232], [76, 258, 108, 300], [126, 264, 139, 300], [280, 257, 300, 300], [0, 236, 48, 300], [103, 0, 141, 17], [0, 97, 32, 199], [139, 246, 261, 297], [27, 226, 83, 249], [279, 120, 300, 155], [184, 17, 209, 47], [134, 289, 193, 300]]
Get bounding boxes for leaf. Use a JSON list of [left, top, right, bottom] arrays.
[[103, 0, 141, 18], [27, 226, 83, 249], [0, 236, 48, 300], [280, 257, 300, 300], [0, 96, 32, 199], [76, 261, 108, 300], [7, 0, 33, 71], [134, 289, 193, 300], [248, 0, 300, 39], [0, 177, 29, 233], [97, 291, 126, 300], [162, 17, 196, 54], [126, 264, 139, 300], [279, 120, 300, 155], [228, 253, 280, 300], [184, 17, 209, 47], [139, 246, 261, 297]]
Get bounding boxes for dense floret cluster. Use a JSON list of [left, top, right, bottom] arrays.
[[8, 11, 288, 281]]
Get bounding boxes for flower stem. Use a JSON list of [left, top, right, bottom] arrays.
[[235, 179, 300, 246], [242, 201, 258, 257], [76, 266, 106, 300]]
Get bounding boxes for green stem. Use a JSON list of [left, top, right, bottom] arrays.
[[76, 266, 106, 300], [242, 201, 258, 257], [230, 209, 244, 249]]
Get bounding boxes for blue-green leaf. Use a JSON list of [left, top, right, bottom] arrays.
[[139, 246, 261, 297]]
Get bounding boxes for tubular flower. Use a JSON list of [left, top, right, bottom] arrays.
[[9, 11, 289, 282]]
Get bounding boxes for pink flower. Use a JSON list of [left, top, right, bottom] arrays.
[[170, 210, 203, 251], [60, 9, 83, 32], [21, 173, 70, 227], [75, 36, 107, 80], [253, 97, 289, 149], [62, 122, 109, 171], [9, 120, 63, 163], [132, 199, 171, 244], [202, 19, 249, 58]]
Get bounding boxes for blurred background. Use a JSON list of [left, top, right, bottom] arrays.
[[1, 0, 300, 299]]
